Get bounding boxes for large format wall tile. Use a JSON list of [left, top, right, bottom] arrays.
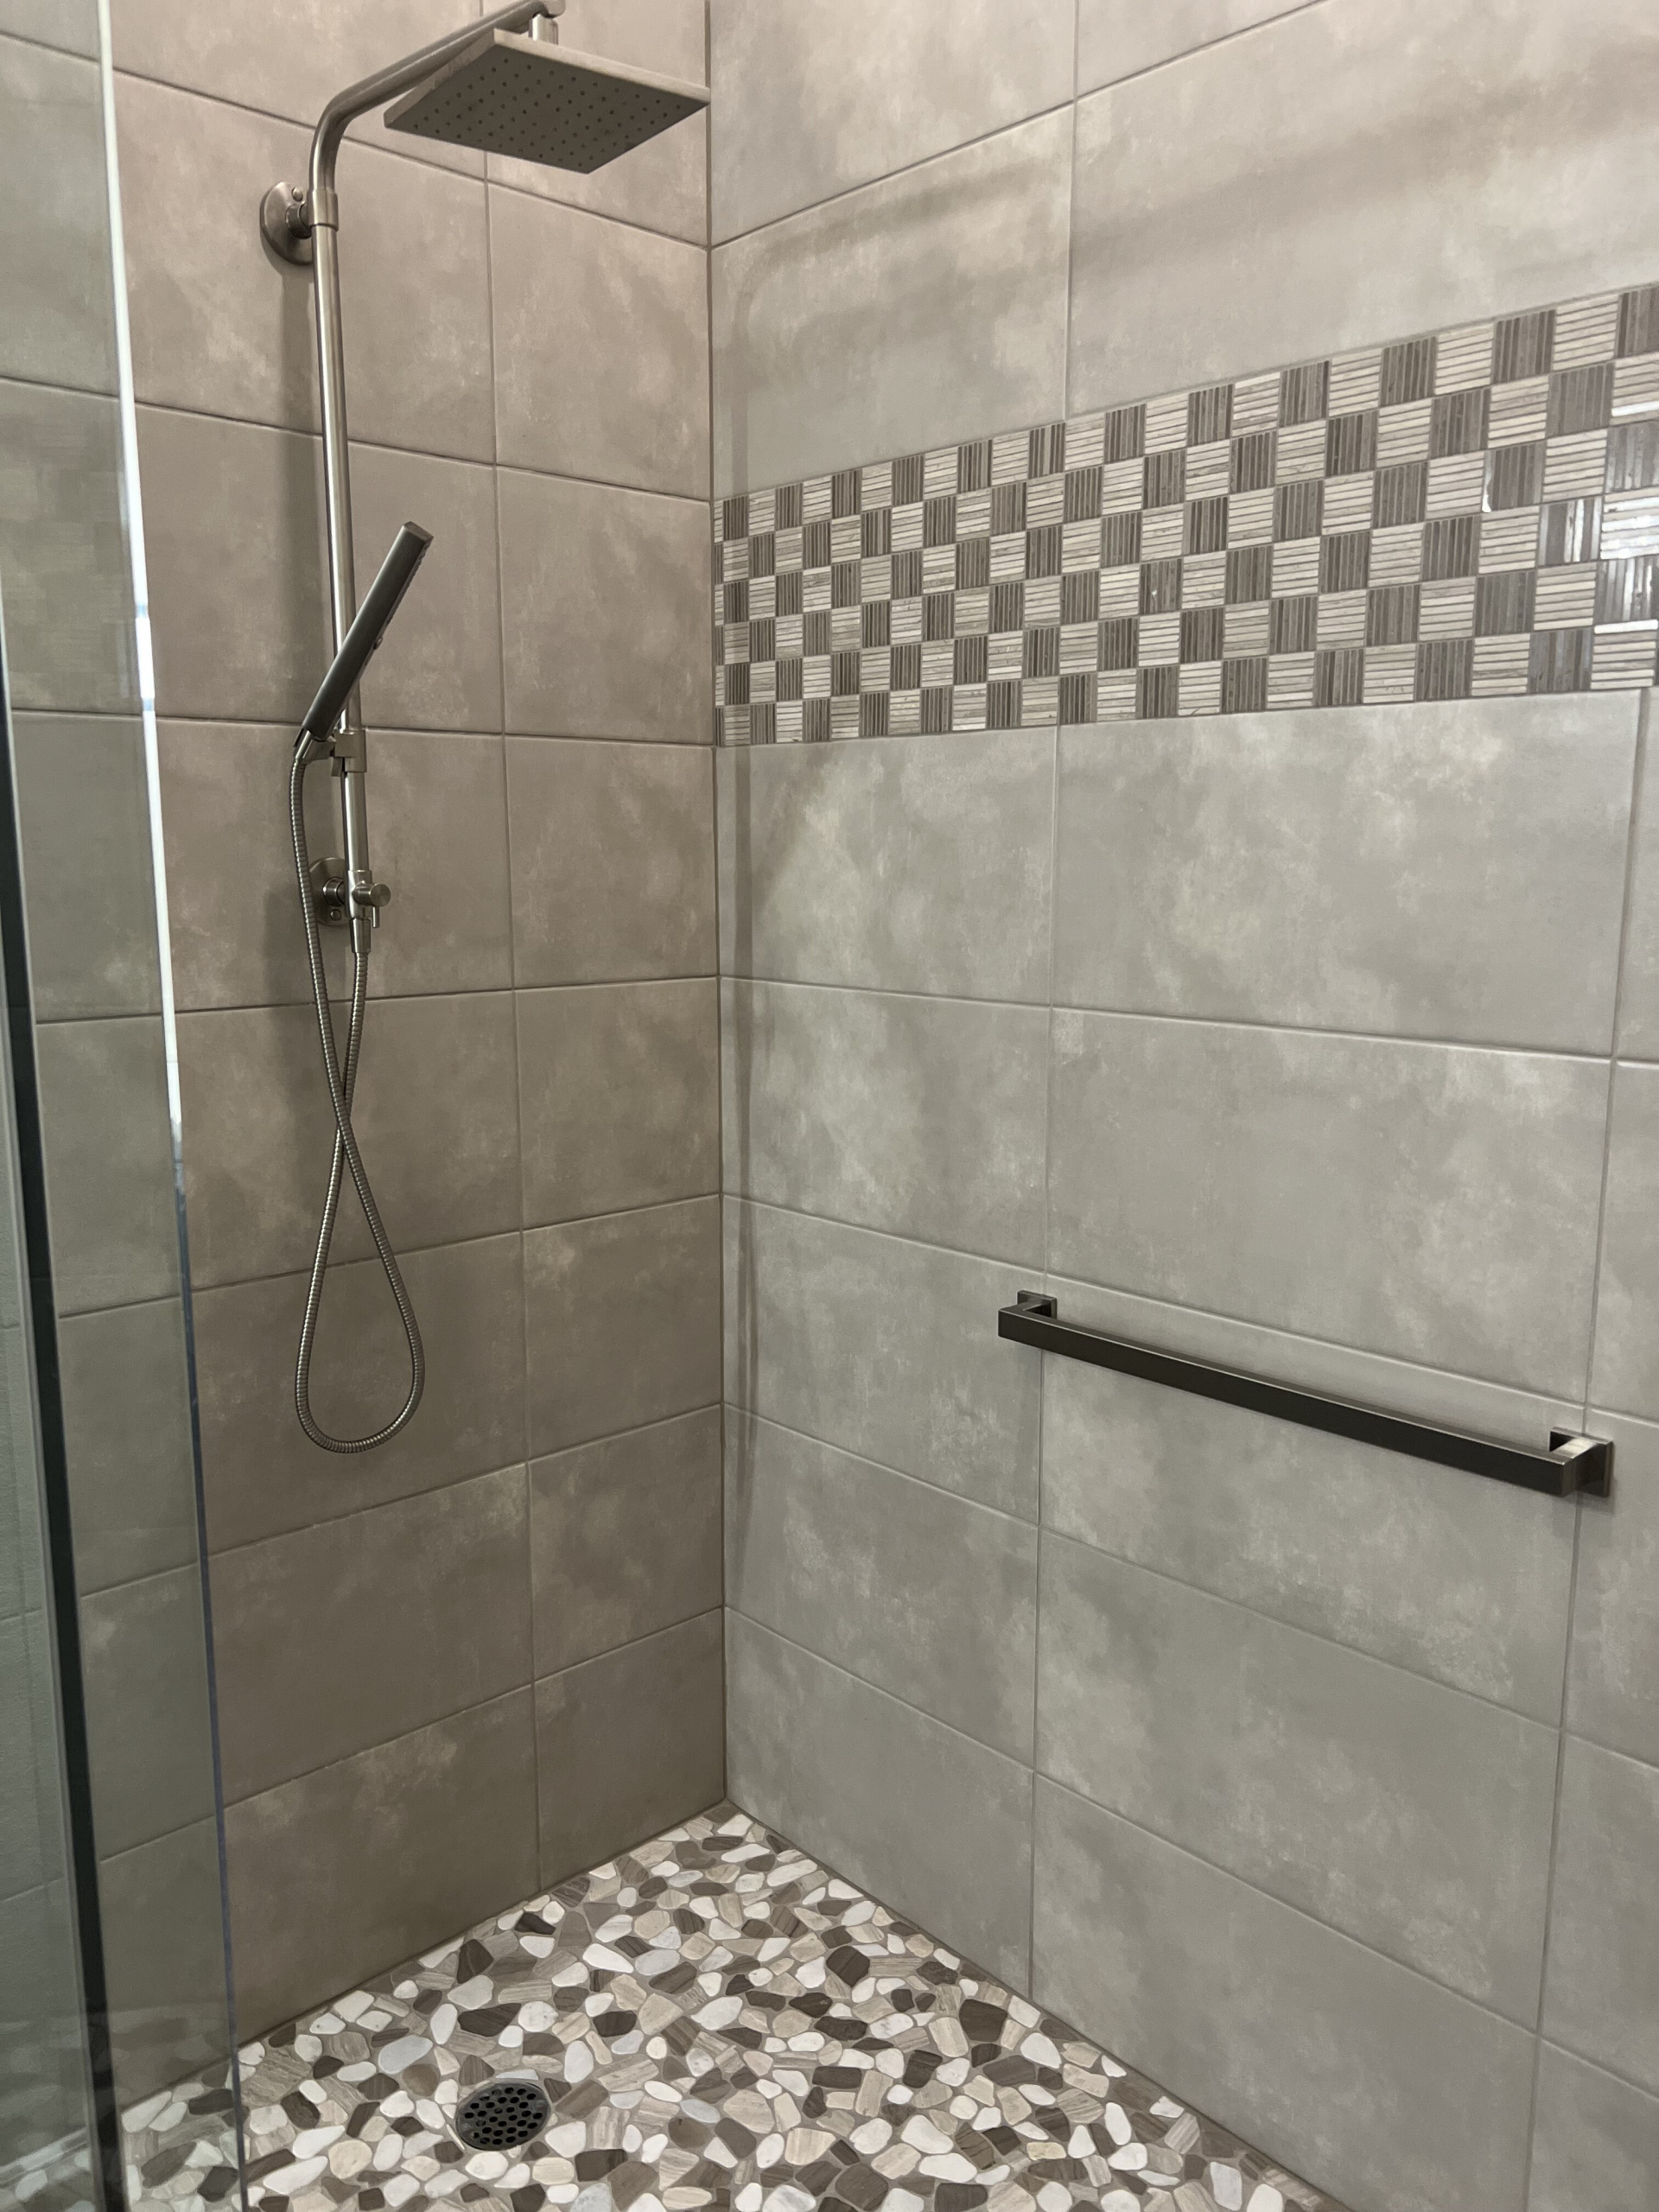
[[137, 406, 325, 725], [0, 37, 116, 392], [223, 1690, 538, 2040], [0, 2, 96, 53], [99, 1818, 232, 2101], [530, 1408, 721, 1675], [348, 444, 505, 734], [499, 470, 712, 741], [1033, 1781, 1539, 2212], [1589, 1063, 1659, 1421], [709, 0, 1074, 242], [79, 1567, 217, 1857], [491, 187, 709, 498], [0, 380, 136, 715], [1052, 697, 1637, 1052], [1047, 1010, 1606, 1395], [716, 729, 1055, 1001], [1528, 2041, 1659, 2212], [193, 1232, 527, 1550], [727, 1612, 1033, 1991], [722, 981, 1047, 1265], [728, 1412, 1038, 1760], [1541, 1735, 1659, 2096], [536, 1611, 723, 1882], [1568, 1411, 1659, 1765], [211, 1465, 531, 1802], [1077, 0, 1311, 93], [177, 992, 521, 1288], [506, 738, 715, 987], [524, 1197, 721, 1453], [1612, 697, 1659, 1058], [14, 715, 165, 1022], [518, 980, 719, 1225], [36, 1016, 180, 1315], [1069, 0, 1659, 413], [723, 1199, 1041, 1519], [1038, 1534, 1557, 2021], [160, 722, 512, 1012], [60, 1300, 199, 1593], [115, 74, 315, 431], [712, 109, 1072, 493], [1042, 1346, 1575, 1719]]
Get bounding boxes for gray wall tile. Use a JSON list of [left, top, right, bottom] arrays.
[[137, 404, 325, 724], [212, 1464, 531, 1802], [524, 1196, 721, 1453], [712, 108, 1072, 493], [1070, 0, 1659, 414], [728, 1412, 1038, 1760], [115, 73, 315, 429], [80, 1567, 217, 1856], [727, 1611, 1033, 1991], [36, 1015, 180, 1315], [1077, 0, 1313, 93], [0, 380, 137, 714], [723, 981, 1047, 1266], [14, 715, 164, 1021], [491, 187, 709, 497], [1614, 694, 1659, 1060], [222, 1689, 538, 2040], [507, 737, 715, 987], [0, 1880, 84, 2156], [1528, 2042, 1659, 2212], [1568, 1411, 1659, 1767], [499, 469, 712, 741], [1542, 1735, 1659, 2096], [717, 729, 1055, 1001], [1033, 1779, 1539, 2212], [724, 1198, 1041, 1520], [0, 38, 116, 391], [1048, 1010, 1606, 1395], [0, 1614, 47, 1900], [161, 721, 513, 1012], [1053, 697, 1637, 1052], [518, 980, 720, 1224], [0, 3, 97, 52], [530, 1407, 722, 1675], [60, 1299, 199, 1593], [1588, 1063, 1659, 1421], [709, 0, 1074, 242], [348, 442, 505, 734], [194, 1232, 526, 1552], [1042, 1344, 1576, 1719], [99, 1819, 233, 2102], [177, 992, 520, 1288], [536, 1611, 723, 1882], [1039, 1534, 1557, 2020]]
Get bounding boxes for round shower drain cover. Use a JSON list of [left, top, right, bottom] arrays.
[[453, 2075, 553, 2151]]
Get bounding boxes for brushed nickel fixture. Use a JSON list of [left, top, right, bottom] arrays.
[[264, 0, 708, 1450]]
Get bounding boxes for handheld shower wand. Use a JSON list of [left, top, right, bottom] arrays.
[[264, 2, 708, 1452]]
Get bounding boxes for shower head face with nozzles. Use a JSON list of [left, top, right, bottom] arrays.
[[384, 29, 707, 170]]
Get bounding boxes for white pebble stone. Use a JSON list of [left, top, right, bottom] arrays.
[[499, 2024, 524, 2048], [919, 2156, 977, 2184], [1246, 2190, 1285, 2212], [464, 2152, 510, 2182], [382, 2177, 420, 2208], [294, 2035, 321, 2061], [1108, 2143, 1148, 2171], [289, 2128, 342, 2159], [734, 2190, 763, 2212], [886, 2192, 927, 2212], [372, 2135, 403, 2174], [901, 2117, 954, 2156], [754, 2134, 785, 2171], [336, 2063, 374, 2085], [264, 2158, 327, 2194], [761, 2189, 813, 2212], [377, 2037, 432, 2075], [564, 2042, 594, 2084], [381, 2092, 414, 2120], [450, 1976, 492, 2010], [1021, 2032, 1062, 2069], [850, 2120, 892, 2154], [548, 2124, 585, 2157], [391, 1982, 418, 2002], [1099, 2196, 1140, 2212], [695, 1996, 744, 2030], [310, 2015, 344, 2036], [1103, 2103, 1133, 2145], [429, 2003, 457, 2044], [327, 2141, 372, 2180], [359, 2011, 392, 2031], [521, 1934, 555, 1958]]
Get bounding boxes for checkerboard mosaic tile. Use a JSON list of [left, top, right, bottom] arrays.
[[713, 281, 1659, 742]]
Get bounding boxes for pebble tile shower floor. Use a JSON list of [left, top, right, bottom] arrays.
[[119, 1806, 1345, 2212]]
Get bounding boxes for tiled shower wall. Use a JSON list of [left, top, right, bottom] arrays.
[[712, 7, 1659, 2212], [109, 0, 723, 2036]]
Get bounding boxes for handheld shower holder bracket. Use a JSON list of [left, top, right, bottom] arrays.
[[309, 856, 391, 928], [261, 181, 315, 265]]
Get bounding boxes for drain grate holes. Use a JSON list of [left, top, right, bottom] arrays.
[[452, 2075, 552, 2151]]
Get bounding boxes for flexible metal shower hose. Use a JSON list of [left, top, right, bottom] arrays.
[[289, 743, 425, 1451]]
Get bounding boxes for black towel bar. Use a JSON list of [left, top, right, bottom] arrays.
[[997, 1292, 1611, 1499]]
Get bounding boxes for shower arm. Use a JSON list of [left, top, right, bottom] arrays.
[[272, 0, 564, 925]]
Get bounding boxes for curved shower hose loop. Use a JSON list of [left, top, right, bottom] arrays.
[[289, 742, 425, 1452]]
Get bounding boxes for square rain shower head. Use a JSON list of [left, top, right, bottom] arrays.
[[384, 29, 708, 171]]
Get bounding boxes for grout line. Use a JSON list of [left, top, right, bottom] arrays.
[[1076, 0, 1332, 102], [727, 969, 1620, 1065], [208, 1456, 528, 1564], [724, 1190, 1586, 1416], [733, 1403, 1035, 1535], [171, 975, 720, 1020], [130, 710, 714, 748], [1033, 1767, 1543, 2039], [711, 98, 1076, 255]]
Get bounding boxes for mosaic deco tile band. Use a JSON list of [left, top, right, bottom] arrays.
[[712, 281, 1659, 745]]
